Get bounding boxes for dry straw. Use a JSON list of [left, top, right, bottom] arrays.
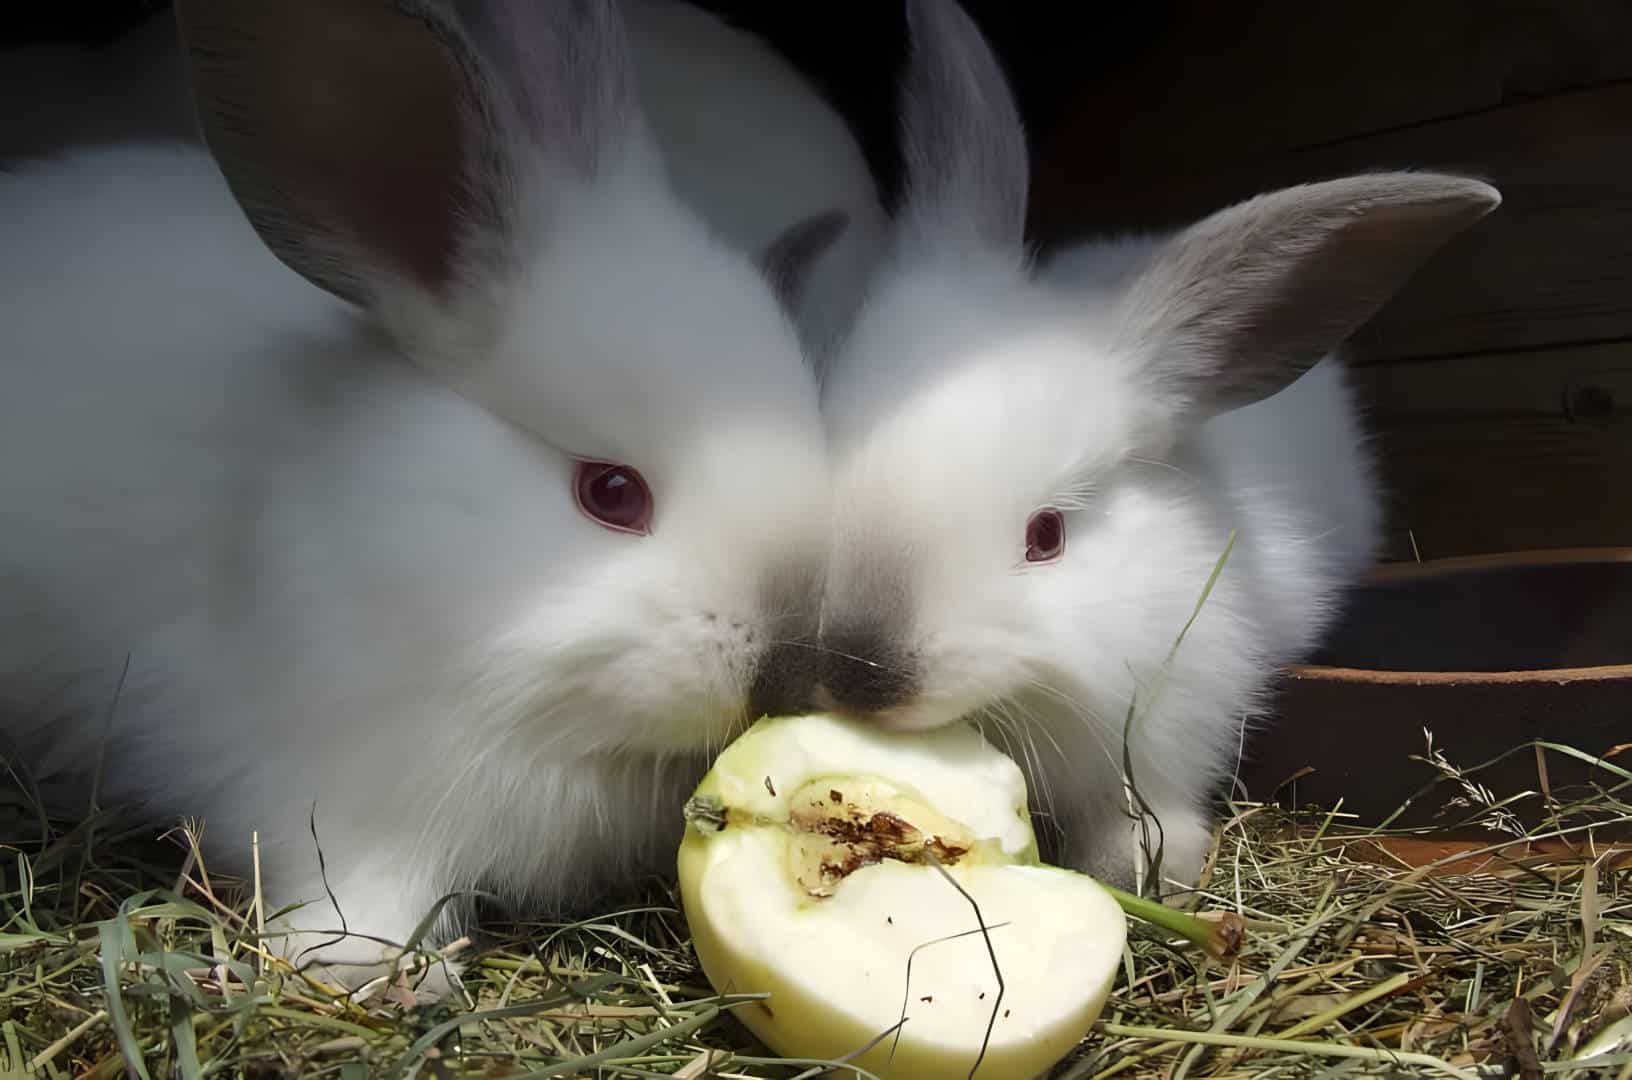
[[0, 727, 1626, 1078]]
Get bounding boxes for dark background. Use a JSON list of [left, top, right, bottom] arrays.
[[0, 0, 1175, 213]]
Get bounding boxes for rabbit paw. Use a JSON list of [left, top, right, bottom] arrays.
[[277, 928, 467, 1004], [1072, 804, 1216, 896], [261, 870, 468, 1004]]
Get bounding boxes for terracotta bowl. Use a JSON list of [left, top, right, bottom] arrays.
[[1239, 548, 1632, 832]]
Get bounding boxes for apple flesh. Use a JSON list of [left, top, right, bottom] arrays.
[[678, 714, 1126, 1079]]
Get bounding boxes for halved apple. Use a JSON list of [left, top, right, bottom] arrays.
[[677, 714, 1126, 1078]]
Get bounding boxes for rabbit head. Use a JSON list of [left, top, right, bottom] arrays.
[[799, 0, 1499, 764], [176, 0, 847, 758]]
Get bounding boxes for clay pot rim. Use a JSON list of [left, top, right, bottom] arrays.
[[1289, 546, 1632, 683], [1368, 545, 1632, 583], [1284, 662, 1632, 685]]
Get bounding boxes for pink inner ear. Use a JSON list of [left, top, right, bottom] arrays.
[[322, 27, 467, 297], [329, 155, 462, 297], [186, 0, 641, 307], [185, 1, 470, 303]]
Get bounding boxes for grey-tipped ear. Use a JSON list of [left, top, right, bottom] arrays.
[[427, 0, 638, 178], [176, 0, 639, 306], [758, 210, 850, 312], [176, 0, 460, 303], [1116, 173, 1502, 419], [898, 0, 1029, 252]]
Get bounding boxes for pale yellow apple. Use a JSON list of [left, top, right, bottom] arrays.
[[678, 714, 1126, 1079]]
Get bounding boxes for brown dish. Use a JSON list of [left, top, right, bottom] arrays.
[[1240, 548, 1632, 833]]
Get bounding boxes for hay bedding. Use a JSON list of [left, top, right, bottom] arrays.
[[0, 736, 1627, 1079]]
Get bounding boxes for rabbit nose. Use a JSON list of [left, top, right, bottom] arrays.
[[747, 636, 819, 720], [744, 561, 825, 720], [812, 623, 917, 716]]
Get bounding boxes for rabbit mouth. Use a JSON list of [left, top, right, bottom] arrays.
[[802, 687, 971, 735]]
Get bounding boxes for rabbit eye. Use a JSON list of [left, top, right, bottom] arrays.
[[574, 462, 652, 535], [1025, 508, 1065, 563]]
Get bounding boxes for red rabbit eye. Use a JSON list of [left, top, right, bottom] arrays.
[[1025, 508, 1065, 563], [574, 462, 652, 535]]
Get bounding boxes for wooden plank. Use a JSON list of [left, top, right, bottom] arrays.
[[1349, 343, 1632, 560], [1031, 0, 1632, 226], [1035, 83, 1632, 361]]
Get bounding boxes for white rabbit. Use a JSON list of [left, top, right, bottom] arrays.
[[0, 0, 853, 988], [0, 0, 886, 353], [804, 0, 1501, 893]]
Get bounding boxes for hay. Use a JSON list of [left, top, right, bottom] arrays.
[[1065, 737, 1632, 1080], [1, 736, 1628, 1078]]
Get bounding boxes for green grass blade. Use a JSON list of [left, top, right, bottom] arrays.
[[98, 918, 152, 1080]]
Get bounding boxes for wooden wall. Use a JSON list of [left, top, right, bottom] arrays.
[[1027, 0, 1632, 563]]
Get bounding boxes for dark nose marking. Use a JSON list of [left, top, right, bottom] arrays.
[[747, 637, 819, 721], [744, 560, 825, 721], [815, 623, 917, 715]]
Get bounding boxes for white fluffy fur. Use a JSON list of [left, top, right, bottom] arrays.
[[819, 245, 1379, 889], [0, 0, 1492, 992], [0, 1, 860, 983], [0, 136, 825, 964], [814, 1, 1492, 893]]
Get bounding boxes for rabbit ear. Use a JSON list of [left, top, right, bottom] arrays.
[[434, 0, 638, 176], [758, 209, 850, 312], [896, 0, 1028, 254], [176, 0, 641, 306], [1115, 173, 1501, 420]]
